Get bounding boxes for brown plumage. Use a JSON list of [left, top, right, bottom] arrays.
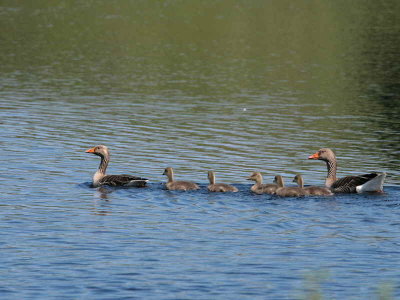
[[308, 148, 386, 193], [162, 167, 200, 191], [292, 174, 333, 196], [207, 171, 238, 192], [247, 172, 278, 194], [273, 175, 306, 197], [85, 145, 148, 188]]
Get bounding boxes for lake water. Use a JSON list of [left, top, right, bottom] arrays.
[[1, 1, 400, 299]]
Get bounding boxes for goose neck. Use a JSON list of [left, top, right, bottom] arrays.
[[208, 172, 216, 185], [325, 158, 337, 187], [168, 169, 174, 183], [297, 176, 304, 188], [275, 176, 284, 188], [98, 154, 109, 175]]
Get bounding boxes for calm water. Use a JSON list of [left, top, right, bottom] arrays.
[[1, 1, 400, 299]]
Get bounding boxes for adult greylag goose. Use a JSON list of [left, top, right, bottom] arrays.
[[207, 171, 238, 192], [247, 172, 278, 194], [85, 145, 148, 188], [308, 148, 386, 193], [293, 174, 333, 196], [162, 167, 200, 191], [273, 175, 306, 197]]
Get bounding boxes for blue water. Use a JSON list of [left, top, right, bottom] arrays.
[[2, 176, 400, 299], [2, 117, 400, 299]]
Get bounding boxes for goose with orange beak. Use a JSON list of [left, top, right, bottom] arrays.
[[308, 148, 386, 193], [85, 145, 148, 188]]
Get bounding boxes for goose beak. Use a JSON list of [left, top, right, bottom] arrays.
[[246, 177, 252, 180], [308, 152, 319, 159], [86, 147, 95, 153]]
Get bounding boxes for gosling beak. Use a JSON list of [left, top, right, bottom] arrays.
[[308, 152, 319, 159]]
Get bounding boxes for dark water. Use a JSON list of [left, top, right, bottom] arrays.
[[1, 1, 400, 299]]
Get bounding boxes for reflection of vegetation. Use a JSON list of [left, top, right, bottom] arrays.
[[298, 270, 329, 300], [2, 1, 398, 90], [2, 1, 398, 104], [350, 1, 400, 165], [377, 282, 394, 300], [297, 270, 395, 300], [1, 1, 399, 181]]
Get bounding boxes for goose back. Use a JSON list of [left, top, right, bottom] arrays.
[[166, 181, 200, 191], [208, 183, 238, 192], [99, 174, 148, 187], [330, 173, 384, 193]]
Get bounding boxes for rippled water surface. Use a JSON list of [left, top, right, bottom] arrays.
[[1, 1, 400, 299]]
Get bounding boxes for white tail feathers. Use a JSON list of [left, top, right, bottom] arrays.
[[356, 172, 386, 193]]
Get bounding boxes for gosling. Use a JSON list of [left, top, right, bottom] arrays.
[[207, 171, 238, 192], [293, 174, 333, 196], [274, 175, 306, 197], [162, 167, 200, 191], [247, 172, 278, 194]]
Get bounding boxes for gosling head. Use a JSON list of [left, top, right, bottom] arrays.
[[273, 175, 284, 187], [162, 167, 173, 176], [247, 172, 262, 182], [293, 174, 302, 183]]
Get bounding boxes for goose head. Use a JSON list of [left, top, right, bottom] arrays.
[[308, 148, 336, 162], [86, 145, 109, 158]]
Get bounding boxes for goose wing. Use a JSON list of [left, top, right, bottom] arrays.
[[331, 173, 378, 193], [99, 174, 148, 187]]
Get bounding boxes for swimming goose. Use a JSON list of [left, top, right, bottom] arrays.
[[247, 172, 278, 194], [85, 145, 148, 187], [273, 175, 306, 197], [308, 148, 386, 193], [207, 171, 238, 192], [292, 174, 333, 196], [162, 167, 200, 191]]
